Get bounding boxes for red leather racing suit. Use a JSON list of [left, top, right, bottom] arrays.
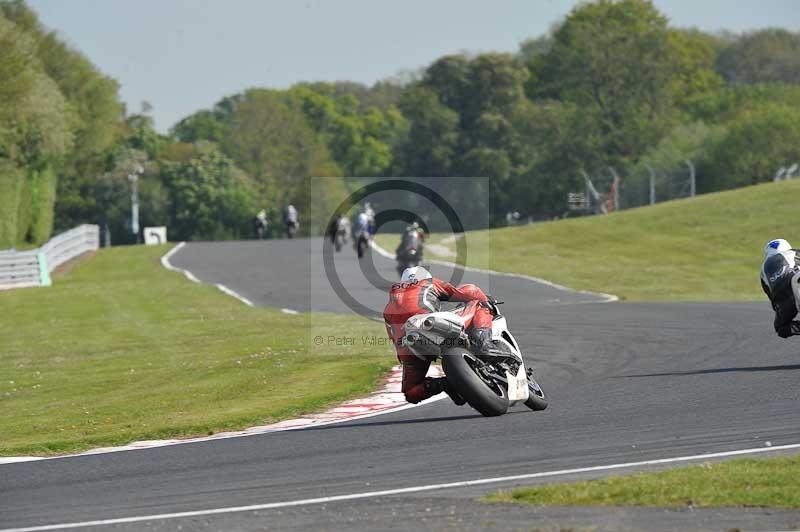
[[383, 278, 492, 404]]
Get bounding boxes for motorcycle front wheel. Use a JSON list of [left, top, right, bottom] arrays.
[[442, 348, 509, 417], [524, 370, 548, 411]]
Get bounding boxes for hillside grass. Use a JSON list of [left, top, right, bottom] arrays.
[[378, 180, 800, 301], [0, 245, 393, 456], [485, 455, 800, 508]]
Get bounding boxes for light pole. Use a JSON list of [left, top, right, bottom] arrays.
[[128, 164, 144, 243]]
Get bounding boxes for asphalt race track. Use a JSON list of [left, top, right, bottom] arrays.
[[2, 238, 800, 531]]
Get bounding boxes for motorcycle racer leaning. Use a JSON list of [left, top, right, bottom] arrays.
[[383, 266, 493, 405], [761, 238, 800, 338]]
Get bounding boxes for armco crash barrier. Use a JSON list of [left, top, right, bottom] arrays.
[[0, 225, 100, 290]]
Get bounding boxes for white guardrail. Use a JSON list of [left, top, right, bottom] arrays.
[[0, 224, 100, 290]]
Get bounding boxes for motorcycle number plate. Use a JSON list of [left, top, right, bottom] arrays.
[[506, 364, 530, 401]]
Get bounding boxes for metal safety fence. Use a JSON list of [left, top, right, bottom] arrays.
[[0, 225, 100, 290]]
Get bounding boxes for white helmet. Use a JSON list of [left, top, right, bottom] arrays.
[[764, 238, 792, 257], [400, 266, 432, 283]]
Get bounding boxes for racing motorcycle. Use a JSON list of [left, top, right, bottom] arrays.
[[286, 220, 298, 239], [402, 298, 547, 417], [396, 231, 424, 277], [354, 226, 370, 259], [254, 217, 268, 240], [334, 228, 347, 252]]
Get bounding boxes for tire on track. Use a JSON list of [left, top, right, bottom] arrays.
[[442, 348, 509, 417], [524, 376, 548, 411]]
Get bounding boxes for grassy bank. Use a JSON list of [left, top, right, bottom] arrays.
[[485, 455, 800, 508], [378, 180, 800, 301], [0, 245, 393, 456]]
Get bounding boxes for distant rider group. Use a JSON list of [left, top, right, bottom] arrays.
[[251, 204, 301, 240]]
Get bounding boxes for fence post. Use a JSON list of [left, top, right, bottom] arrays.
[[581, 170, 607, 214], [686, 160, 696, 197], [787, 163, 798, 180], [37, 252, 52, 287], [645, 164, 656, 205], [608, 167, 621, 211]]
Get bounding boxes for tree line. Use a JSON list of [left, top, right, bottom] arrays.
[[3, 0, 800, 247]]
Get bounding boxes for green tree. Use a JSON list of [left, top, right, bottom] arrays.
[[716, 28, 800, 85], [0, 10, 74, 247], [667, 28, 725, 111], [638, 122, 726, 171], [53, 114, 164, 238], [706, 103, 800, 190], [395, 86, 460, 176], [221, 88, 340, 216], [517, 34, 554, 63], [171, 110, 226, 143], [2, 0, 125, 241], [508, 101, 597, 216], [286, 84, 404, 176], [528, 0, 680, 165], [686, 83, 800, 124], [160, 143, 256, 240]]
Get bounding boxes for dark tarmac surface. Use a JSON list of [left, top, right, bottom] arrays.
[[2, 238, 799, 531]]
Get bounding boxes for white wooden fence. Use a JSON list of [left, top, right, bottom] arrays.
[[0, 225, 100, 290]]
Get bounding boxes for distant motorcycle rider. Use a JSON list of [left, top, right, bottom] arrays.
[[285, 204, 299, 238], [353, 212, 369, 238], [328, 212, 350, 244], [395, 222, 424, 259], [760, 238, 800, 338], [363, 202, 375, 229], [384, 266, 493, 405], [285, 204, 298, 224], [254, 209, 268, 239]]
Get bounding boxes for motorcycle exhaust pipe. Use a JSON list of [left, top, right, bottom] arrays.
[[421, 316, 463, 337]]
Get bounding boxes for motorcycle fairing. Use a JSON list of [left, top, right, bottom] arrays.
[[505, 361, 529, 401]]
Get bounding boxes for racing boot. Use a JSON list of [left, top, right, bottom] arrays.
[[469, 327, 494, 355], [423, 377, 466, 406], [441, 378, 467, 406]]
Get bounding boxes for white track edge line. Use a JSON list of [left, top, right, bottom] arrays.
[[5, 442, 799, 532], [214, 283, 255, 307], [0, 392, 445, 466], [371, 240, 618, 302], [161, 241, 259, 307]]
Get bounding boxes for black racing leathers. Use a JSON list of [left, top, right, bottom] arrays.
[[761, 249, 800, 338]]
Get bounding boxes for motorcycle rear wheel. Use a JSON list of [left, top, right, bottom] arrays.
[[357, 236, 369, 258], [442, 348, 509, 417]]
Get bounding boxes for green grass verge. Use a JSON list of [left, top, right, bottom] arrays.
[[484, 455, 800, 508], [377, 180, 800, 301], [0, 245, 393, 456]]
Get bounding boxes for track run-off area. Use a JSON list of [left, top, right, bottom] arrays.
[[2, 238, 799, 531]]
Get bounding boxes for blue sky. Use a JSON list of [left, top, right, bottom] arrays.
[[28, 0, 800, 133]]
